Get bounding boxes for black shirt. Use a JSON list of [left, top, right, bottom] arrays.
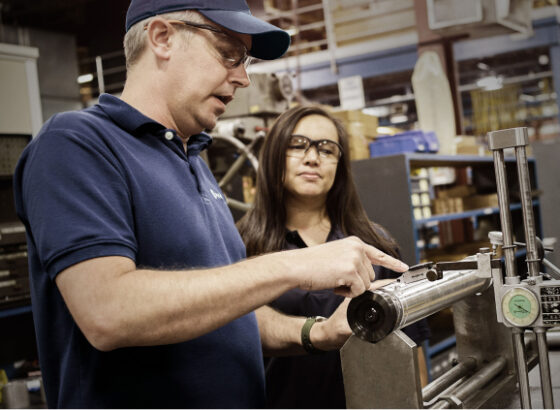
[[264, 227, 430, 409]]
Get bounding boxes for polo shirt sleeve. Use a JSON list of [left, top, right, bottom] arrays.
[[17, 125, 137, 280]]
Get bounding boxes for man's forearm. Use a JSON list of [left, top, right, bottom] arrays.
[[56, 237, 405, 351], [56, 253, 297, 351]]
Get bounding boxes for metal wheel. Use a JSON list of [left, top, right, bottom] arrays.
[[207, 128, 264, 215]]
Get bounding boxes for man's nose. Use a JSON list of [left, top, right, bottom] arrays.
[[230, 64, 251, 88]]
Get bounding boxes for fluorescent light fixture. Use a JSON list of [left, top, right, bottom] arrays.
[[77, 73, 94, 84], [476, 75, 503, 91], [390, 114, 408, 124], [363, 106, 390, 117], [376, 126, 395, 135], [477, 62, 490, 71]]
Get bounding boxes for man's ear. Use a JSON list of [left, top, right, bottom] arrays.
[[145, 18, 174, 61]]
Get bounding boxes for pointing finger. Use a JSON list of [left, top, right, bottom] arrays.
[[363, 244, 408, 272]]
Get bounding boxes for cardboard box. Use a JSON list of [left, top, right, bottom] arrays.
[[455, 136, 490, 156], [331, 109, 379, 139], [348, 132, 370, 161], [462, 194, 499, 210], [438, 185, 476, 199]]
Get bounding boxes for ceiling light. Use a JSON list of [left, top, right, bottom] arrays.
[[376, 126, 396, 135], [363, 106, 390, 117], [476, 75, 503, 91], [389, 114, 408, 124], [77, 73, 94, 84], [477, 62, 490, 71]]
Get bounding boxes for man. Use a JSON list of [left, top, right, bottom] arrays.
[[14, 0, 408, 407]]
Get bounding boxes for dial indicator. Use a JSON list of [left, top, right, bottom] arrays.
[[502, 287, 540, 327]]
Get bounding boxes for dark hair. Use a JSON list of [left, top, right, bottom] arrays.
[[237, 105, 399, 258]]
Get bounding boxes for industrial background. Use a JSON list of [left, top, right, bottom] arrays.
[[1, 0, 560, 408]]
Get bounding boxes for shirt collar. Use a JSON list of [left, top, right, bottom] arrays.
[[285, 225, 344, 249], [98, 93, 161, 134], [97, 93, 213, 153]]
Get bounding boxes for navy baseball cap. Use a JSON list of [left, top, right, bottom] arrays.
[[126, 0, 291, 60]]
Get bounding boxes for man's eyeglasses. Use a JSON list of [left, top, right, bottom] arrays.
[[286, 135, 343, 163], [164, 19, 252, 69]]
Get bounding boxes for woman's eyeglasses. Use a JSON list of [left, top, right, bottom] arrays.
[[165, 20, 252, 69], [286, 135, 343, 162]]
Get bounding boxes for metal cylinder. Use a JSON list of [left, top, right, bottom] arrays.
[[1, 380, 30, 409], [347, 258, 491, 343], [492, 149, 517, 278], [515, 146, 541, 279], [430, 356, 507, 409], [422, 358, 477, 403], [452, 356, 507, 400], [535, 328, 555, 409], [512, 328, 532, 409]]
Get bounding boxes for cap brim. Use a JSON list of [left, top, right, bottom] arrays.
[[199, 9, 291, 60]]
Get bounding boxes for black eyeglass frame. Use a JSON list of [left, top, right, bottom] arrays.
[[160, 19, 252, 68], [286, 134, 344, 161]]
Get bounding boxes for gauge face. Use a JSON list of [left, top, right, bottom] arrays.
[[502, 287, 540, 327]]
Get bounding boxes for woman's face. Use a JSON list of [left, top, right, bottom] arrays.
[[283, 114, 340, 203]]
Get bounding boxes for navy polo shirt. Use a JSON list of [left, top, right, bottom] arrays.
[[14, 94, 265, 408]]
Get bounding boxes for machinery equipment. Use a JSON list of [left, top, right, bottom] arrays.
[[343, 127, 559, 408], [207, 72, 295, 216]]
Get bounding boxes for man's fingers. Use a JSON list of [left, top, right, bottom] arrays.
[[363, 244, 408, 272], [359, 251, 375, 286], [369, 279, 395, 291], [334, 274, 366, 298]]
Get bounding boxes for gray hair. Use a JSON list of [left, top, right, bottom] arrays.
[[123, 10, 206, 70]]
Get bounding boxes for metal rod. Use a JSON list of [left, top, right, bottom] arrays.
[[322, 0, 339, 74], [430, 399, 451, 409], [430, 356, 507, 409], [542, 258, 560, 279], [450, 356, 507, 401], [225, 197, 251, 212], [515, 145, 540, 278], [492, 150, 517, 277], [218, 137, 260, 189], [512, 328, 532, 408], [423, 358, 477, 402], [535, 328, 555, 409], [95, 56, 105, 95]]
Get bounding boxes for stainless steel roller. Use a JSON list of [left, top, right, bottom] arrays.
[[347, 256, 492, 343]]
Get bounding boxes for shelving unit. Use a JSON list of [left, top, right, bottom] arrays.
[[351, 152, 541, 264], [351, 152, 542, 380]]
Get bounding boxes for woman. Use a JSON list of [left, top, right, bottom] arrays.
[[237, 105, 430, 409]]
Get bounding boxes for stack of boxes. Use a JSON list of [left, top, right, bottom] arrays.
[[330, 109, 378, 160]]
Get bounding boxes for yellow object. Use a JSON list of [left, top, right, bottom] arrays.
[[0, 369, 8, 403], [330, 109, 379, 139]]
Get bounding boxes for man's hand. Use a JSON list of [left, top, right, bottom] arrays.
[[281, 236, 408, 298], [310, 279, 397, 351]]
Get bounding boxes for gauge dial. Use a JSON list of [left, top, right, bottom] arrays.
[[501, 287, 540, 327]]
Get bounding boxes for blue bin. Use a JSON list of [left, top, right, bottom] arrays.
[[369, 130, 439, 157]]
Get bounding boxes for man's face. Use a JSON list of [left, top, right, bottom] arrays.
[[166, 20, 252, 137]]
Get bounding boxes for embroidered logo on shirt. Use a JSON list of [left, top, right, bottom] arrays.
[[210, 189, 224, 200]]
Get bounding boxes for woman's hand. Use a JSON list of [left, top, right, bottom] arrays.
[[310, 279, 397, 351]]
